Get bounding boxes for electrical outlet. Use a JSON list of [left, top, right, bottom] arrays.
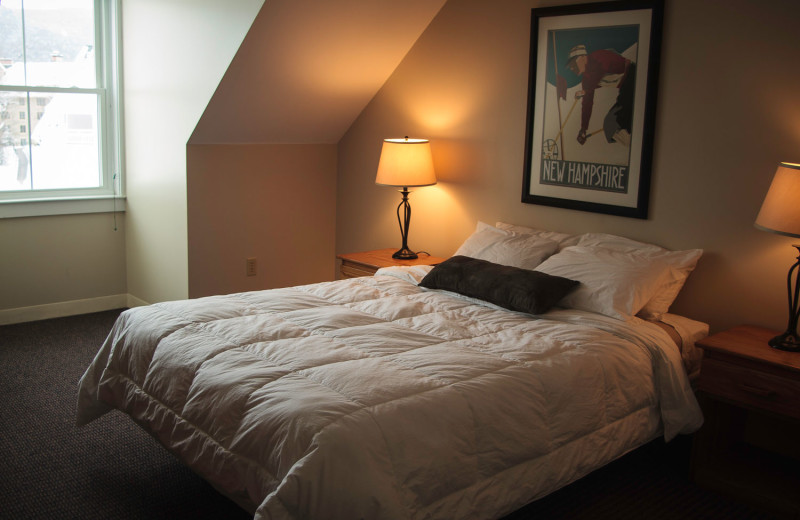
[[246, 257, 257, 277]]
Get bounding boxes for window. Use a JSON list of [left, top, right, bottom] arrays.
[[0, 0, 123, 217]]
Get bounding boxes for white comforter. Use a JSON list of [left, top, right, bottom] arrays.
[[77, 267, 702, 520]]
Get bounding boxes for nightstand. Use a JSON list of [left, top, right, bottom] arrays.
[[692, 325, 800, 518], [336, 249, 447, 279]]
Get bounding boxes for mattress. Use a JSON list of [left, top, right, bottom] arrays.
[[77, 267, 703, 519]]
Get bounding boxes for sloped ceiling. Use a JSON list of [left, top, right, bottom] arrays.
[[190, 0, 446, 144]]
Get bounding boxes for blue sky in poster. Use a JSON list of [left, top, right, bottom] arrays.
[[546, 25, 640, 87]]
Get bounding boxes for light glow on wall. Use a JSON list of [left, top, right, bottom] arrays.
[[411, 183, 474, 254], [408, 90, 483, 133]]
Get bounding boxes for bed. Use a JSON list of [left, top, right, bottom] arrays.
[[77, 223, 707, 520]]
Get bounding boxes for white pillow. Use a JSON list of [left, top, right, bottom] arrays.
[[577, 233, 702, 319], [495, 221, 580, 250], [534, 246, 672, 320], [454, 223, 558, 270]]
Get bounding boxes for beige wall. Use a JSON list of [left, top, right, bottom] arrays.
[[187, 144, 337, 298], [190, 0, 445, 145], [122, 0, 263, 305], [337, 0, 800, 333], [0, 213, 126, 322]]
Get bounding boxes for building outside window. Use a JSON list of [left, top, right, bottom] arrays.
[[0, 0, 122, 215]]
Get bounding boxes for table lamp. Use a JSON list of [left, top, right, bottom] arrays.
[[375, 137, 436, 260], [755, 162, 800, 351]]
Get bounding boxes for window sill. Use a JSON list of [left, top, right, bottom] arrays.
[[0, 196, 126, 219]]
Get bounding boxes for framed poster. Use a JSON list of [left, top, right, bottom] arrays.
[[522, 0, 664, 219]]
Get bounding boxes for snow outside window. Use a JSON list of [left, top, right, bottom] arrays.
[[0, 0, 123, 217]]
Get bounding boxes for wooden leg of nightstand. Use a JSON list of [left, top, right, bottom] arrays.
[[692, 395, 742, 479]]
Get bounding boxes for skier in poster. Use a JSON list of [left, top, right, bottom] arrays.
[[565, 44, 635, 148]]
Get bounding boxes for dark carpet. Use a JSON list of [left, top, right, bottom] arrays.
[[0, 310, 777, 519]]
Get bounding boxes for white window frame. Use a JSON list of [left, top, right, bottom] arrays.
[[0, 0, 125, 219]]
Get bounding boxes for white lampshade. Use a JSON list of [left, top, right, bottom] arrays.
[[375, 138, 437, 188], [755, 163, 800, 238]]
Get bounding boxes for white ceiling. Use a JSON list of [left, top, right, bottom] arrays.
[[189, 0, 446, 144]]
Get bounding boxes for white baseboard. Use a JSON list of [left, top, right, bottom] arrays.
[[0, 294, 151, 326]]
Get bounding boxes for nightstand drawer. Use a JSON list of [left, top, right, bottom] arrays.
[[699, 358, 800, 420], [340, 263, 377, 279]]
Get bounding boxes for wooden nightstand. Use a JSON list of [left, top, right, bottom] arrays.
[[693, 325, 800, 518], [336, 249, 447, 279]]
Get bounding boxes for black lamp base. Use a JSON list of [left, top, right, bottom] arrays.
[[773, 245, 800, 353], [769, 331, 800, 352], [392, 247, 418, 260], [391, 187, 419, 261]]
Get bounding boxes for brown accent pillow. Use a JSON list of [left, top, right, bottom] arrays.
[[419, 255, 579, 315]]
